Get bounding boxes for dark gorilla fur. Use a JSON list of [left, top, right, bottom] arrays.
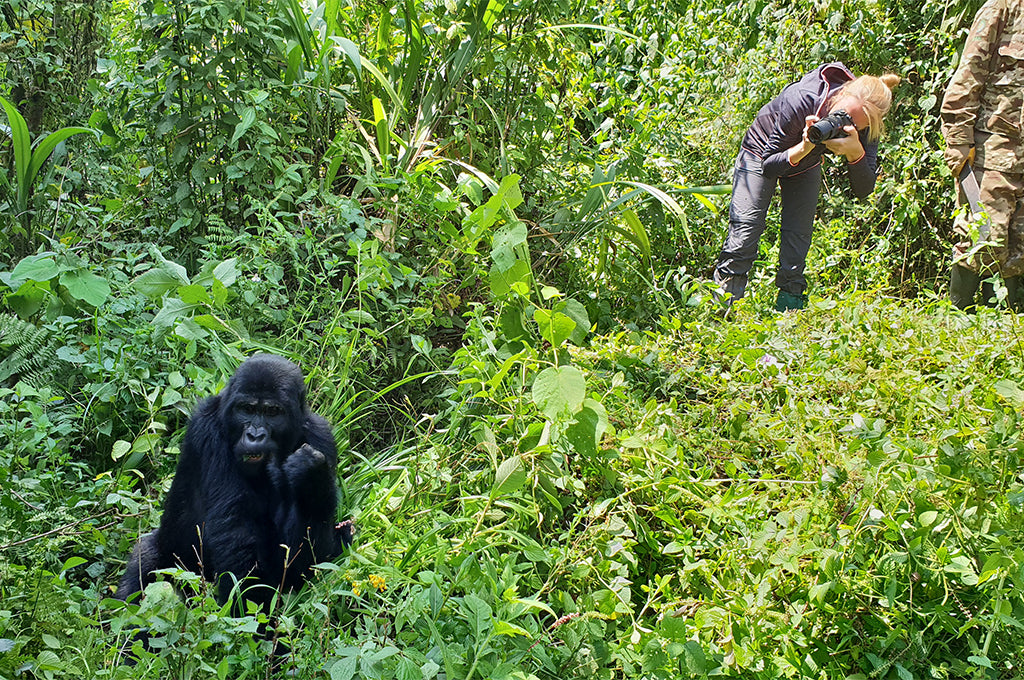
[[116, 354, 347, 610]]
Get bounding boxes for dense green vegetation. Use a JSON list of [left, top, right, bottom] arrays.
[[2, 0, 1023, 677]]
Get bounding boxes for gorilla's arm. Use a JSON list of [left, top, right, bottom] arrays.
[[115, 531, 160, 602], [289, 414, 339, 520], [273, 414, 340, 579]]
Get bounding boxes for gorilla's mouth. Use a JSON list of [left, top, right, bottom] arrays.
[[243, 452, 265, 463]]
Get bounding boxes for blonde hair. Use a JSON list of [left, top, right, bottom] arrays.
[[833, 73, 900, 141]]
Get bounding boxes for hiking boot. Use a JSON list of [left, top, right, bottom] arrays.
[[1005, 276, 1024, 312], [775, 290, 808, 312], [950, 264, 981, 311]]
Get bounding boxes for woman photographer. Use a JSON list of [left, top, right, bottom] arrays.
[[712, 63, 899, 312]]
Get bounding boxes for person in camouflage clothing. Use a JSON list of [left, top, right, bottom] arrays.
[[941, 0, 1024, 311]]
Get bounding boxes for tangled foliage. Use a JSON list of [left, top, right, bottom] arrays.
[[0, 0, 1017, 679]]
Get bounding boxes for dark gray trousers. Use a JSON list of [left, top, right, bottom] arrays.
[[713, 149, 822, 300]]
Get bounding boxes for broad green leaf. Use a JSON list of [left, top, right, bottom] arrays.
[[368, 647, 400, 664], [111, 440, 131, 461], [489, 221, 528, 271], [532, 365, 585, 419], [533, 309, 575, 348], [993, 379, 1024, 405], [621, 208, 651, 268], [147, 247, 190, 285], [131, 434, 162, 453], [345, 309, 377, 325], [332, 37, 361, 76], [152, 298, 199, 328], [464, 174, 522, 249], [359, 57, 403, 113], [493, 620, 531, 637], [195, 258, 237, 289], [9, 254, 60, 287], [660, 616, 688, 641], [132, 267, 188, 298], [60, 557, 87, 574], [285, 43, 303, 84], [564, 399, 608, 457], [59, 269, 111, 306], [177, 284, 211, 305], [491, 456, 526, 497], [688, 190, 722, 212], [489, 259, 531, 298], [498, 306, 529, 341], [56, 345, 87, 364], [372, 97, 390, 162], [35, 650, 61, 671], [399, 0, 425, 107], [280, 0, 316, 65], [511, 597, 554, 615], [682, 640, 707, 673], [396, 657, 423, 680], [808, 580, 832, 604], [460, 593, 493, 638], [556, 298, 590, 345], [323, 0, 339, 37], [210, 279, 228, 308], [540, 285, 561, 300], [329, 656, 357, 680], [175, 318, 210, 341], [212, 258, 238, 286], [579, 165, 613, 220], [231, 107, 257, 145], [6, 279, 49, 318], [193, 314, 231, 331]]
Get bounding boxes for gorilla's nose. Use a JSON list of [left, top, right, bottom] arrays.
[[245, 428, 268, 444]]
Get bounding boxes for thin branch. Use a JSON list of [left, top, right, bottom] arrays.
[[10, 489, 43, 512], [0, 507, 125, 551], [698, 477, 817, 485]]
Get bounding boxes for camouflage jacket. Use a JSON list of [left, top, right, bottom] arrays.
[[941, 0, 1024, 173]]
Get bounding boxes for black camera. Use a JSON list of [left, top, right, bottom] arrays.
[[807, 110, 854, 144]]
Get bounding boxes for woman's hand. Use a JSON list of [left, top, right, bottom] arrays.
[[823, 124, 865, 163], [787, 116, 820, 166]]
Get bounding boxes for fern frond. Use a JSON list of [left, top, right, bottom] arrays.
[[0, 313, 59, 386]]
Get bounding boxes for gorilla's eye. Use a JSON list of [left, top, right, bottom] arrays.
[[264, 405, 283, 416]]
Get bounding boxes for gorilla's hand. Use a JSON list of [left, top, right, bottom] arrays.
[[285, 443, 328, 481], [335, 519, 355, 549]]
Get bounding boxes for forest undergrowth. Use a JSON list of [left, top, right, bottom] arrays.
[[2, 0, 1022, 678], [3, 290, 1024, 679]]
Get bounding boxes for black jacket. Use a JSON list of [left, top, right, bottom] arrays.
[[740, 62, 878, 198]]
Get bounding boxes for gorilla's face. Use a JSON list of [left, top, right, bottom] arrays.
[[231, 398, 291, 471], [221, 355, 307, 475]]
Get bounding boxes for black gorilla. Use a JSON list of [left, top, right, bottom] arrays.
[[117, 354, 348, 610]]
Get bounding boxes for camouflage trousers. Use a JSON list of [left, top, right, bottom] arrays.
[[953, 167, 1024, 277]]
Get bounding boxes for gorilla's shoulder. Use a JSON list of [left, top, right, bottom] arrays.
[[180, 395, 227, 454]]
